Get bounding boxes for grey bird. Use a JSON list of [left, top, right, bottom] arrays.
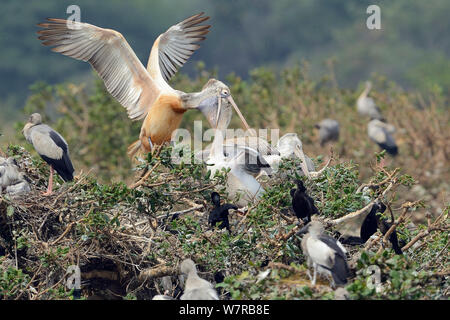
[[357, 81, 383, 120], [367, 119, 398, 156], [179, 259, 219, 300], [315, 119, 340, 146], [297, 220, 350, 287], [152, 295, 174, 300], [0, 157, 31, 196], [22, 113, 75, 195], [263, 133, 315, 178]]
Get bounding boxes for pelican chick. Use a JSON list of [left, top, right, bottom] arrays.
[[180, 259, 219, 300], [22, 113, 74, 195], [207, 130, 272, 207], [263, 133, 315, 178], [0, 157, 31, 196]]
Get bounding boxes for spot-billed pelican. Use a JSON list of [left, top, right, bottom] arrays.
[[180, 259, 219, 300], [22, 113, 74, 196], [207, 130, 272, 207], [263, 133, 315, 178], [0, 157, 31, 196], [357, 81, 383, 120], [37, 13, 250, 157]]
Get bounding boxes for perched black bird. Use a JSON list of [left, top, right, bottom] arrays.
[[341, 201, 403, 254], [208, 192, 238, 231], [290, 180, 319, 223]]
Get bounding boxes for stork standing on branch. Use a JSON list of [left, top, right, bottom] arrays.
[[22, 113, 74, 196]]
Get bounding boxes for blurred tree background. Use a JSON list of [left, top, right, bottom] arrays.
[[1, 0, 449, 118]]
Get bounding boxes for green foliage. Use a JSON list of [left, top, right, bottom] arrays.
[[309, 161, 365, 218], [347, 250, 449, 300], [0, 264, 31, 300]]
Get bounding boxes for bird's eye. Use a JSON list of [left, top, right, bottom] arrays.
[[221, 89, 229, 96]]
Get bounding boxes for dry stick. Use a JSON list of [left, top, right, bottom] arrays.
[[15, 263, 43, 300], [156, 205, 203, 220], [356, 169, 399, 194], [129, 160, 161, 189], [276, 223, 303, 242], [376, 201, 419, 254], [268, 262, 298, 273], [138, 266, 178, 283], [401, 210, 447, 251], [51, 169, 93, 206], [50, 207, 93, 246]]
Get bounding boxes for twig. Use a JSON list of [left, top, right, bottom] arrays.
[[138, 266, 178, 283], [402, 210, 447, 251], [129, 160, 161, 189], [156, 205, 203, 220], [268, 262, 298, 273]]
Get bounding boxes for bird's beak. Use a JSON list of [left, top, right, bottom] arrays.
[[215, 93, 222, 127], [295, 224, 309, 236], [226, 95, 253, 135], [294, 145, 311, 178]]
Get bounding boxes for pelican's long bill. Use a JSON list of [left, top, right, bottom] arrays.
[[226, 95, 252, 133], [215, 93, 222, 127], [294, 144, 311, 178]]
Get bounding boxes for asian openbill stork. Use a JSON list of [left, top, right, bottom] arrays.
[[22, 113, 74, 195]]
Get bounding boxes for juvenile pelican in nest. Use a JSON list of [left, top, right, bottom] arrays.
[[207, 130, 272, 207], [180, 259, 219, 300], [262, 133, 315, 178], [37, 13, 250, 157]]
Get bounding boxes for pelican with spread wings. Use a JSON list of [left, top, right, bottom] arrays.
[[37, 13, 250, 157]]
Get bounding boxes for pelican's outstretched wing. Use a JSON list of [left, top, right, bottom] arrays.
[[37, 18, 161, 121], [147, 12, 210, 83]]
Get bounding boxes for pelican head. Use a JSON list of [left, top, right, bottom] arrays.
[[277, 133, 303, 158], [277, 133, 311, 178], [180, 258, 197, 275], [182, 79, 249, 130]]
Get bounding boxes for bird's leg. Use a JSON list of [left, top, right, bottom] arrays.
[[42, 166, 53, 196], [148, 137, 154, 151], [306, 268, 313, 281], [311, 263, 317, 286]]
